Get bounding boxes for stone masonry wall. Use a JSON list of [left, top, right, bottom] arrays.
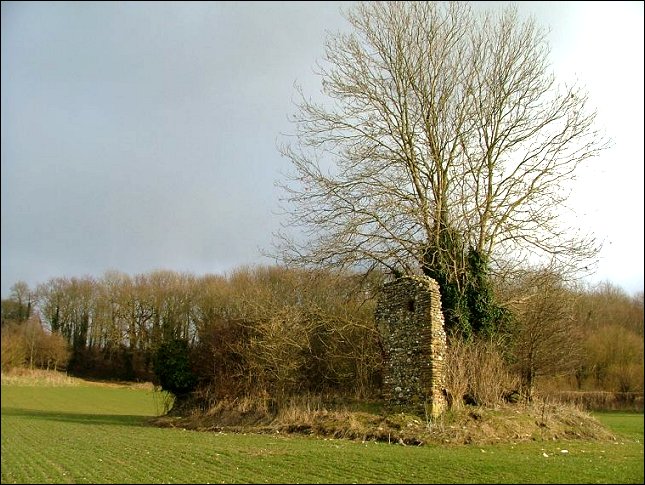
[[375, 276, 447, 417]]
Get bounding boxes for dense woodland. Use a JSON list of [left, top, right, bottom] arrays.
[[1, 266, 643, 409]]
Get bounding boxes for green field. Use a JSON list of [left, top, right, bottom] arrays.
[[1, 381, 643, 484]]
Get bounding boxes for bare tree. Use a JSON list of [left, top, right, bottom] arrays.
[[22, 316, 44, 369], [1, 281, 33, 325], [36, 276, 95, 352], [275, 2, 608, 333], [499, 268, 581, 401]]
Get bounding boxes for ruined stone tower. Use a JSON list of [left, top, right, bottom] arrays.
[[375, 276, 447, 417]]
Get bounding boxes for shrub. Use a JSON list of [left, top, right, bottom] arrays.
[[152, 338, 197, 397], [444, 337, 518, 408], [1, 324, 27, 370]]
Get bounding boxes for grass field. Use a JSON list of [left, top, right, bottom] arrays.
[[1, 377, 643, 484]]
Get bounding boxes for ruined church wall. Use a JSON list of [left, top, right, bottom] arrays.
[[375, 276, 447, 417]]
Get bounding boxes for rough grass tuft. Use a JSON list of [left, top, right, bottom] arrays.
[[1, 368, 81, 387], [0, 368, 155, 390]]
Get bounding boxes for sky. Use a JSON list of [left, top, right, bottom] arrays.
[[1, 1, 643, 298]]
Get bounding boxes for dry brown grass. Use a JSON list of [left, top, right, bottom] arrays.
[[1, 368, 81, 387], [544, 391, 644, 412], [82, 379, 155, 390], [149, 393, 616, 446], [444, 337, 519, 408], [1, 367, 154, 390]]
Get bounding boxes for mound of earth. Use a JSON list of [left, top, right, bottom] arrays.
[[149, 400, 616, 446]]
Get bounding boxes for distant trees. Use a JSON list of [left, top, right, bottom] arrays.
[[583, 324, 643, 393], [499, 269, 582, 400], [4, 267, 381, 400], [572, 283, 644, 393], [2, 266, 641, 406], [31, 271, 200, 379], [1, 281, 33, 325], [2, 283, 68, 372], [1, 315, 69, 372]]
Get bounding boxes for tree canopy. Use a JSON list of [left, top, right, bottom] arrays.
[[275, 1, 608, 335]]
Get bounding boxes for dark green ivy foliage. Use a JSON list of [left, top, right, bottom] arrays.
[[152, 338, 197, 397], [422, 233, 509, 339], [465, 249, 511, 338]]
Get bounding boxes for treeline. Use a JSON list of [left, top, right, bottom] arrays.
[[1, 266, 643, 406], [1, 267, 383, 398], [497, 271, 643, 397]]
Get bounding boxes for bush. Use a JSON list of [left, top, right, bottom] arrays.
[[444, 337, 518, 408], [1, 319, 70, 372], [152, 338, 197, 397], [1, 324, 27, 371]]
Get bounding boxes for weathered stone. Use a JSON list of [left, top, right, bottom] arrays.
[[375, 276, 447, 417]]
